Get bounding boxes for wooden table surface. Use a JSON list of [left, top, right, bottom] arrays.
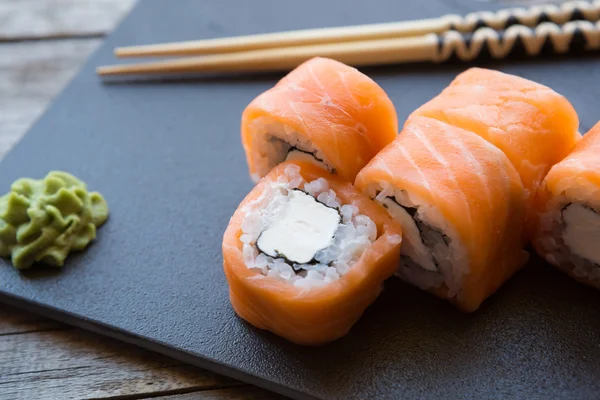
[[0, 1, 283, 399]]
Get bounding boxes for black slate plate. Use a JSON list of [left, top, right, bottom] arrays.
[[1, 1, 600, 399]]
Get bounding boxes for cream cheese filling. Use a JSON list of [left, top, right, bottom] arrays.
[[257, 189, 340, 264], [563, 203, 600, 266]]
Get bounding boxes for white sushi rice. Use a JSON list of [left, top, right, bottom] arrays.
[[240, 165, 377, 288], [248, 116, 333, 182], [363, 181, 468, 296]]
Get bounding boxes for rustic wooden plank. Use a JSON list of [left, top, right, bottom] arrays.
[[0, 304, 66, 335], [0, 318, 240, 400], [144, 386, 288, 400], [496, 1, 567, 4], [0, 39, 102, 159], [0, 0, 136, 41], [0, 305, 269, 400]]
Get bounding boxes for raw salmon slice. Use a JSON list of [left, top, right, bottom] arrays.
[[409, 67, 580, 238]]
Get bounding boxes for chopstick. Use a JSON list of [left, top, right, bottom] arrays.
[[97, 20, 600, 77], [99, 35, 439, 76], [113, 0, 600, 58]]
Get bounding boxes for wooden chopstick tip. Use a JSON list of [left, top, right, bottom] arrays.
[[114, 45, 167, 57], [96, 65, 125, 76], [114, 46, 141, 57]]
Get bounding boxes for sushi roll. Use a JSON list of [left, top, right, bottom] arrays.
[[409, 67, 580, 238], [355, 116, 528, 312], [533, 121, 600, 289], [222, 160, 402, 345], [241, 57, 398, 183]]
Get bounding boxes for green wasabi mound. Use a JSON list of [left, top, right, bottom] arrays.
[[0, 171, 109, 270]]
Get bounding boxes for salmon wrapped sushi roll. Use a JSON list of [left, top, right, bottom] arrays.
[[241, 57, 398, 183], [222, 161, 402, 345], [533, 122, 600, 289], [355, 116, 528, 312], [409, 67, 580, 237]]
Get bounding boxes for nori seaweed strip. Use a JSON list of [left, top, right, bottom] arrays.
[[377, 191, 450, 270], [560, 202, 600, 215], [288, 147, 326, 163], [401, 254, 425, 270], [293, 188, 340, 215], [561, 202, 574, 213], [256, 188, 341, 267], [287, 147, 337, 174], [381, 193, 450, 245]]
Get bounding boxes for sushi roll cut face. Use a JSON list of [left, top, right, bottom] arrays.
[[241, 164, 381, 288], [534, 122, 600, 289], [363, 182, 461, 293], [536, 198, 600, 287], [222, 160, 403, 345], [376, 190, 447, 274], [243, 117, 334, 183]]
